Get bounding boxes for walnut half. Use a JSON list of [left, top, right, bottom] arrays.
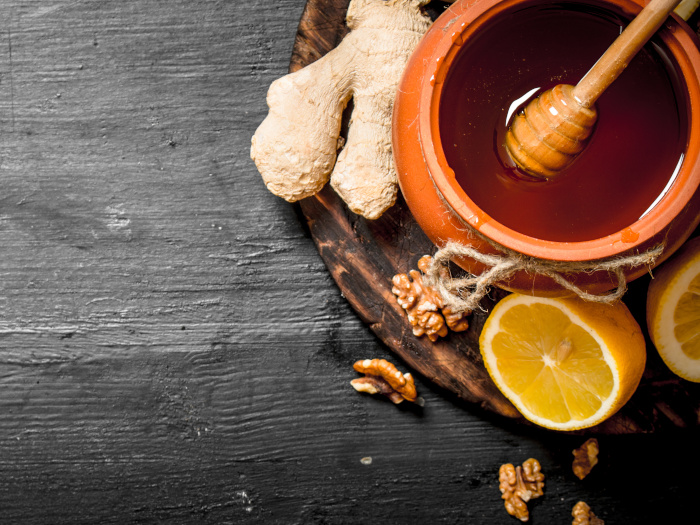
[[572, 438, 599, 480], [572, 501, 604, 525], [499, 458, 545, 522], [392, 255, 469, 342], [350, 358, 420, 405]]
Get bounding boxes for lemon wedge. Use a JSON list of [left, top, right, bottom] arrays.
[[479, 294, 646, 430], [647, 236, 700, 382]]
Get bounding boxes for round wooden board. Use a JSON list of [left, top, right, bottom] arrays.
[[289, 0, 700, 433]]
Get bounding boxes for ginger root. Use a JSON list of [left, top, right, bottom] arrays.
[[250, 0, 432, 220]]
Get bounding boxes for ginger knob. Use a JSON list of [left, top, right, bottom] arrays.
[[250, 0, 431, 219]]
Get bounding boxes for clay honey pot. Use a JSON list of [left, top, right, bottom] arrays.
[[393, 0, 700, 296]]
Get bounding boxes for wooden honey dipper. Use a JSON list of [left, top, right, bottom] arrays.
[[505, 0, 683, 179]]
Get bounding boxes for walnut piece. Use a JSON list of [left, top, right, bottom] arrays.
[[572, 438, 599, 480], [499, 458, 545, 522], [350, 358, 418, 404], [572, 501, 604, 525], [392, 255, 469, 342]]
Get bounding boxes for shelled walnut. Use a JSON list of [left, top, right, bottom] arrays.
[[498, 458, 545, 522], [350, 358, 420, 404], [572, 501, 604, 525], [572, 438, 599, 480], [392, 255, 470, 342]]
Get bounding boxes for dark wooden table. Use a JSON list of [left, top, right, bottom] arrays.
[[0, 1, 696, 523]]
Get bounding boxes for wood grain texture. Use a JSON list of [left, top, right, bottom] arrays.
[[293, 0, 700, 433], [0, 1, 697, 523]]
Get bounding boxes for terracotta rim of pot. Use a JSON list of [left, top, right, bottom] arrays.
[[418, 0, 700, 262]]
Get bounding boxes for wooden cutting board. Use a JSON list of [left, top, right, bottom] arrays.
[[289, 0, 700, 433]]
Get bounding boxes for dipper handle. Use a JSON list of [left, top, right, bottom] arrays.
[[573, 0, 683, 108]]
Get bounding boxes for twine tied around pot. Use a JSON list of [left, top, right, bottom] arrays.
[[423, 241, 664, 313]]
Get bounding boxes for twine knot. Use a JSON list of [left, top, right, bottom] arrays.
[[424, 241, 664, 313]]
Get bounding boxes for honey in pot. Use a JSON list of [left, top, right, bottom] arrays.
[[439, 1, 689, 242]]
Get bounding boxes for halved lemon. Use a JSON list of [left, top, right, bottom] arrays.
[[479, 294, 646, 430], [647, 236, 700, 382]]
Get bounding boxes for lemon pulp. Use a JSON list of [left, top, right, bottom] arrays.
[[492, 303, 614, 424]]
